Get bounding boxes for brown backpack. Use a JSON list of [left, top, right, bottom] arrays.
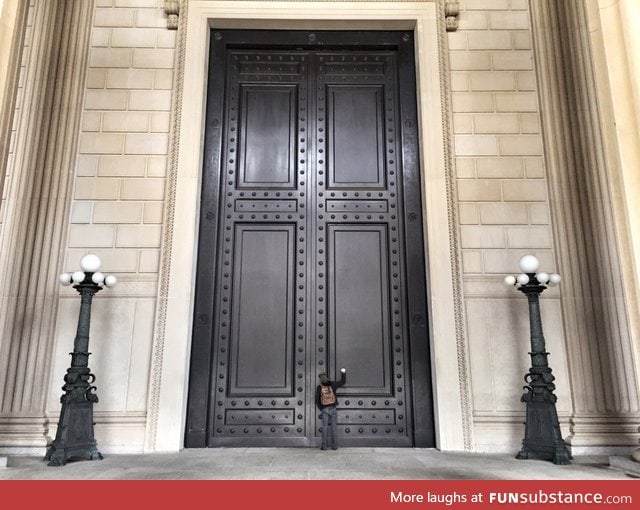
[[320, 384, 336, 406]]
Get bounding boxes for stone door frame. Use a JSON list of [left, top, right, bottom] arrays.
[[146, 0, 471, 453]]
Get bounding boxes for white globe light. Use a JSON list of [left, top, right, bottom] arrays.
[[71, 271, 85, 284], [504, 275, 516, 286], [516, 273, 530, 285], [536, 272, 550, 284], [80, 254, 101, 273], [59, 273, 72, 286], [104, 275, 118, 288], [548, 273, 561, 286], [518, 255, 540, 274], [91, 272, 105, 285]]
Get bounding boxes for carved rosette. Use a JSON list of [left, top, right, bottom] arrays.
[[445, 1, 460, 32], [165, 0, 180, 30]]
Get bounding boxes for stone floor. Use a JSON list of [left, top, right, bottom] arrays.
[[0, 448, 636, 480]]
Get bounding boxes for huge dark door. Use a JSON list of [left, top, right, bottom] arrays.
[[186, 30, 434, 448]]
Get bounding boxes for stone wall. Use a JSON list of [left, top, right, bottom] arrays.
[[46, 0, 175, 452], [1, 0, 636, 454], [449, 0, 570, 451]]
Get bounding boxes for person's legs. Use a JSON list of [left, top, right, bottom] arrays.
[[321, 408, 329, 449], [329, 406, 338, 450]]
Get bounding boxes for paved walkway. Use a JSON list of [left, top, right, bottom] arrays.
[[0, 448, 635, 480]]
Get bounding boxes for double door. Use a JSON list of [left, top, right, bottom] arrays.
[[186, 31, 434, 448]]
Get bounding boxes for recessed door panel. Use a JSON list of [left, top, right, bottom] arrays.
[[327, 85, 385, 188], [229, 225, 295, 394], [329, 225, 391, 393], [187, 30, 433, 449], [238, 85, 297, 187]]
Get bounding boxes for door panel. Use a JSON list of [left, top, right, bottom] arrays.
[[229, 225, 295, 394], [238, 85, 298, 187], [186, 30, 434, 448], [327, 85, 385, 187], [329, 225, 391, 393]]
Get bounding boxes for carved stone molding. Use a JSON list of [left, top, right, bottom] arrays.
[[444, 1, 459, 32], [0, 416, 51, 450], [435, 0, 472, 450], [164, 0, 180, 30], [145, 0, 188, 452], [162, 0, 459, 32]]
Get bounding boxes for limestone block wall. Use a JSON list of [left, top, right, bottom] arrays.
[[448, 0, 571, 451], [43, 0, 570, 452], [45, 0, 175, 452]]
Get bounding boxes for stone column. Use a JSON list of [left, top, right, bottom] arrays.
[[590, 0, 640, 462], [529, 0, 640, 449], [0, 0, 29, 208], [0, 0, 94, 449]]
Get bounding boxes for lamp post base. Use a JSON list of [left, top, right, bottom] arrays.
[[45, 443, 103, 467], [516, 444, 572, 465], [516, 400, 572, 465], [44, 398, 102, 467]]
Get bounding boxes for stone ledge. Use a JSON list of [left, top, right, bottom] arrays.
[[0, 456, 7, 468], [609, 456, 640, 477]]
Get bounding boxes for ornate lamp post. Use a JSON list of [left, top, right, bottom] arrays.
[[45, 254, 117, 467], [504, 255, 572, 465]]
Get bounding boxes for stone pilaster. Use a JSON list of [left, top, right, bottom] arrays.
[[529, 0, 640, 447], [0, 0, 94, 447], [0, 0, 29, 216]]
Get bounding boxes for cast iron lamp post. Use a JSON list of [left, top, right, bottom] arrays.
[[45, 254, 117, 467], [504, 254, 572, 465]]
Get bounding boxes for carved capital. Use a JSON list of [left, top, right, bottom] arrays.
[[164, 0, 180, 30], [444, 1, 460, 32]]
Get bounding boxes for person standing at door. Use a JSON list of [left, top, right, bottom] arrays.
[[316, 368, 346, 450]]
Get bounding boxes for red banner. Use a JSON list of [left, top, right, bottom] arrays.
[[2, 480, 639, 510]]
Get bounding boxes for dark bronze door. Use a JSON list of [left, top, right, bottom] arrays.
[[186, 31, 434, 448]]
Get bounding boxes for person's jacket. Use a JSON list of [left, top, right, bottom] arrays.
[[315, 372, 346, 409]]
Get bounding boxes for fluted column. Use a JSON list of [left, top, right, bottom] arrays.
[[529, 0, 640, 447], [0, 0, 29, 207], [0, 0, 94, 447]]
